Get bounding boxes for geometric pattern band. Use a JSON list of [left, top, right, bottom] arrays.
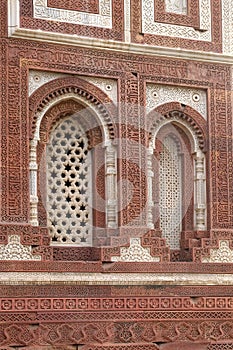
[[1, 296, 233, 312]]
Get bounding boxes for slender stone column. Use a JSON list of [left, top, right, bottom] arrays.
[[194, 150, 206, 230], [105, 142, 117, 228], [147, 144, 155, 229]]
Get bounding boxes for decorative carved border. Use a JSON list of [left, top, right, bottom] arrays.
[[1, 295, 233, 312], [154, 0, 200, 28], [2, 284, 233, 297], [0, 1, 7, 37], [20, 0, 124, 41], [33, 0, 111, 28], [0, 306, 233, 346]]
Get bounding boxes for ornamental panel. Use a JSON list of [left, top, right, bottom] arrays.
[[131, 0, 222, 52], [142, 0, 211, 40], [33, 0, 112, 28], [154, 0, 199, 28], [146, 83, 207, 120], [20, 0, 124, 41]]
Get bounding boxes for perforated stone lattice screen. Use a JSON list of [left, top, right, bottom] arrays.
[[159, 135, 182, 249], [46, 116, 92, 246], [165, 0, 187, 14]]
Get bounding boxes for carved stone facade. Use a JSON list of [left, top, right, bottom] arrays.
[[0, 0, 233, 348]]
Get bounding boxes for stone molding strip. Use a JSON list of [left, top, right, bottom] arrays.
[[1, 272, 233, 285], [10, 29, 233, 64]]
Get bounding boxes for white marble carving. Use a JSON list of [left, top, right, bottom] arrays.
[[29, 71, 118, 105], [81, 76, 118, 105], [202, 241, 233, 263], [29, 71, 66, 96], [146, 84, 207, 120], [165, 0, 187, 15], [142, 0, 211, 41], [147, 145, 155, 229], [111, 238, 160, 262], [2, 271, 233, 285], [0, 235, 41, 261], [33, 0, 112, 28], [105, 143, 118, 228], [194, 151, 206, 230], [30, 139, 39, 226], [124, 0, 131, 42]]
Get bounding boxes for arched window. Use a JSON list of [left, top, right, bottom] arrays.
[[30, 96, 117, 249], [147, 112, 206, 252], [46, 116, 92, 246]]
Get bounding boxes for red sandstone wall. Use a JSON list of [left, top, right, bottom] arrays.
[[0, 0, 233, 348]]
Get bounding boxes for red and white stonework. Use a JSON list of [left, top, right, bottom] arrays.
[[0, 0, 233, 348]]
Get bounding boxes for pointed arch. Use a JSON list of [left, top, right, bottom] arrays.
[[147, 103, 207, 251]]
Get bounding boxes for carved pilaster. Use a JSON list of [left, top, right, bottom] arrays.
[[194, 150, 206, 230], [105, 142, 117, 228], [147, 143, 154, 229]]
